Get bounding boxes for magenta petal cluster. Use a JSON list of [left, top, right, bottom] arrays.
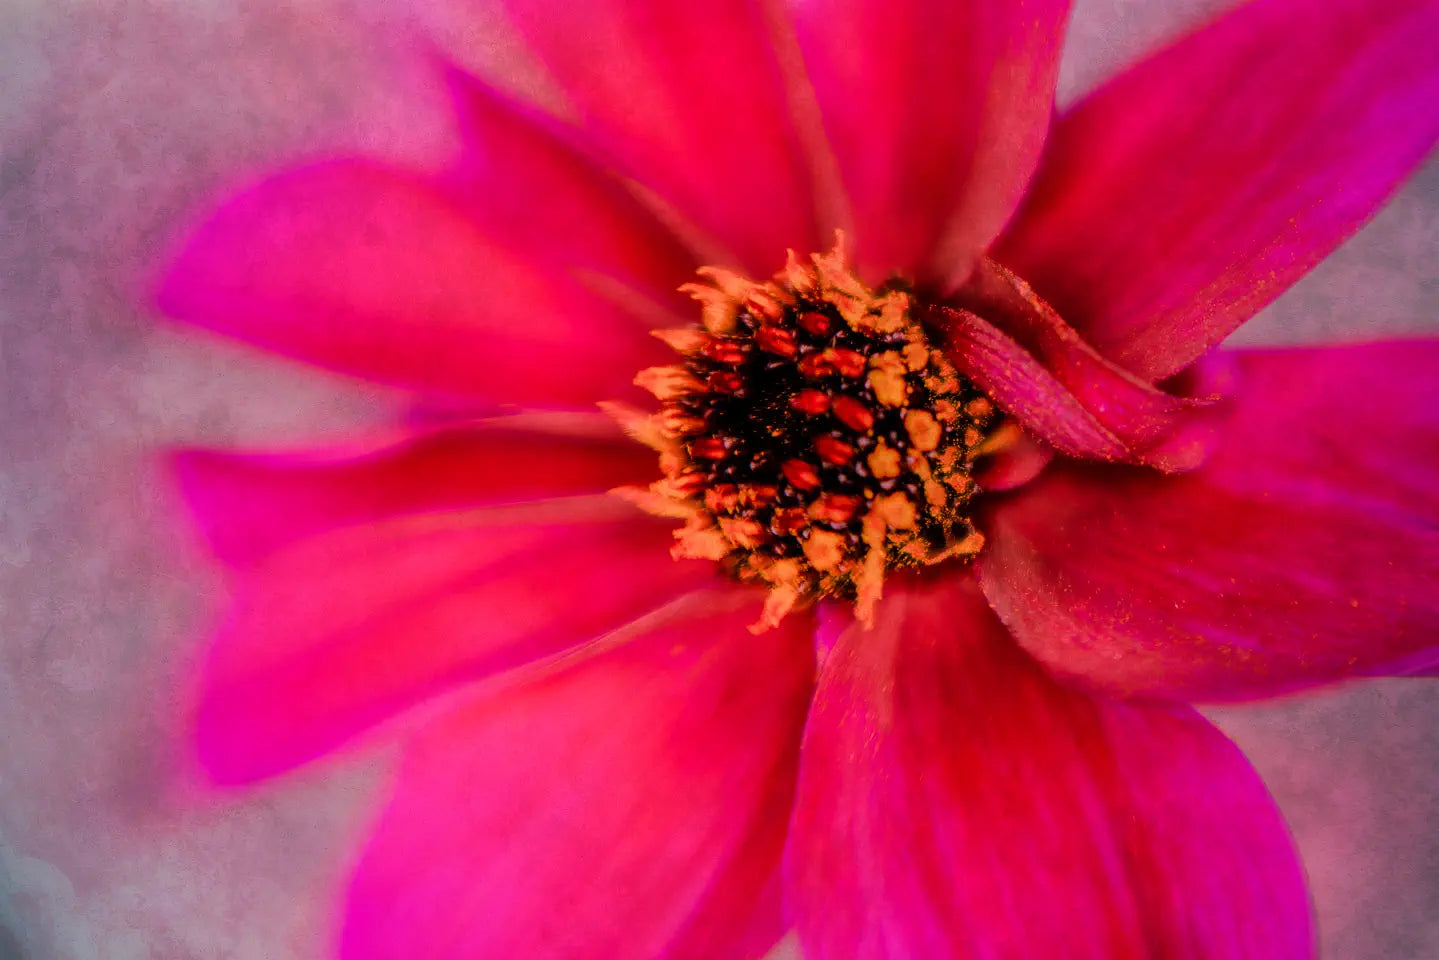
[[156, 0, 1439, 957]]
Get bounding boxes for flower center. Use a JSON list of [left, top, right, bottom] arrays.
[[614, 237, 997, 630]]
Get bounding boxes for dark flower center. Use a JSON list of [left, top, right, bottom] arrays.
[[616, 238, 997, 629]]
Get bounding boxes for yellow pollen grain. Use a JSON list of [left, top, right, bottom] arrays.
[[908, 453, 948, 508], [802, 529, 847, 572], [868, 352, 909, 407], [926, 371, 961, 393], [904, 410, 942, 452], [867, 441, 901, 479], [873, 492, 917, 529], [876, 291, 910, 334], [902, 341, 929, 371]]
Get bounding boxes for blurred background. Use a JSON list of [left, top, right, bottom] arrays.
[[1, 0, 1436, 956]]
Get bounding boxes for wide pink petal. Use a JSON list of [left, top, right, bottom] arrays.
[[980, 342, 1439, 701], [441, 65, 698, 319], [498, 0, 819, 273], [342, 585, 814, 960], [996, 0, 1439, 382], [790, 0, 1070, 285], [786, 574, 1312, 960], [195, 500, 715, 783], [156, 160, 667, 405], [172, 414, 654, 567]]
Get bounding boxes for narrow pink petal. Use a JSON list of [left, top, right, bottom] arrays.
[[156, 160, 667, 405], [790, 0, 1070, 284], [342, 585, 814, 960], [171, 414, 654, 567], [499, 0, 819, 272], [980, 342, 1439, 701], [931, 300, 1219, 470], [786, 574, 1313, 960], [195, 501, 715, 783], [996, 0, 1439, 382], [441, 65, 698, 318]]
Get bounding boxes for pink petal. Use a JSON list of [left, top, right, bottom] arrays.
[[929, 292, 1221, 471], [441, 65, 698, 318], [342, 585, 814, 960], [972, 425, 1054, 493], [498, 0, 819, 273], [979, 341, 1439, 701], [171, 414, 654, 568], [786, 574, 1312, 960], [156, 160, 667, 405], [195, 501, 715, 783], [995, 0, 1439, 382], [790, 0, 1070, 285]]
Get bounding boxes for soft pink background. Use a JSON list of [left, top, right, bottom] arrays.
[[0, 0, 1435, 957]]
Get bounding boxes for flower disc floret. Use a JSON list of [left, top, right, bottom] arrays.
[[614, 238, 998, 630]]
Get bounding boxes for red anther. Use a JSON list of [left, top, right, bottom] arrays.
[[705, 484, 741, 513], [756, 325, 798, 357], [830, 349, 867, 378], [808, 493, 862, 524], [703, 339, 747, 365], [708, 370, 745, 393], [832, 395, 876, 432], [797, 311, 832, 336], [814, 434, 856, 466], [670, 471, 707, 494], [658, 408, 706, 435], [782, 458, 823, 490], [745, 484, 779, 507], [689, 436, 729, 460], [772, 507, 809, 535], [798, 353, 837, 378], [790, 389, 831, 415]]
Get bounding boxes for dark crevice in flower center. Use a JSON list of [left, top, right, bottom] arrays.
[[613, 237, 998, 629]]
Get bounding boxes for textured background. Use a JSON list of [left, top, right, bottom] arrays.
[[1, 0, 1436, 957]]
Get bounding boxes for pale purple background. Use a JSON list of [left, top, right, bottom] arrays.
[[0, 0, 1436, 957]]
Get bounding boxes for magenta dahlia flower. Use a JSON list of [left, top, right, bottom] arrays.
[[157, 0, 1439, 956]]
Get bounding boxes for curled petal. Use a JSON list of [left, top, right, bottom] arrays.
[[929, 290, 1221, 471], [787, 575, 1313, 960], [980, 341, 1439, 701], [996, 0, 1439, 381]]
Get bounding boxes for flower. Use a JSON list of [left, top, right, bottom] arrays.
[[155, 0, 1439, 957]]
